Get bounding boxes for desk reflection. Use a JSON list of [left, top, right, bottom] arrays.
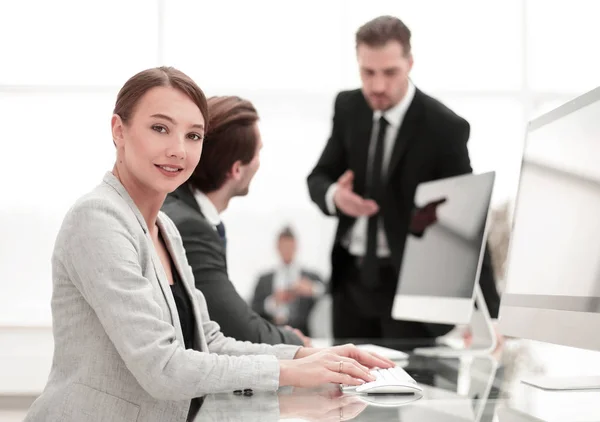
[[192, 354, 499, 422], [191, 387, 370, 422]]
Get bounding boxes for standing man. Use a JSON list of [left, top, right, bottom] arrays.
[[307, 16, 500, 341], [163, 96, 307, 346]]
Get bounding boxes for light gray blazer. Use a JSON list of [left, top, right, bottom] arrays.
[[25, 172, 300, 422]]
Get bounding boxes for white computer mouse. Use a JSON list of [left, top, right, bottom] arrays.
[[355, 381, 423, 394]]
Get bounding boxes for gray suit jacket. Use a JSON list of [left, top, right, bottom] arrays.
[[25, 173, 299, 422], [162, 184, 303, 346]]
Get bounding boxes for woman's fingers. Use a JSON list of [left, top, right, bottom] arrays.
[[347, 348, 395, 369], [328, 371, 364, 386], [336, 355, 370, 373], [327, 359, 375, 383], [365, 351, 396, 368]]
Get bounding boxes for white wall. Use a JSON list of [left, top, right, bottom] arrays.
[[2, 0, 600, 326]]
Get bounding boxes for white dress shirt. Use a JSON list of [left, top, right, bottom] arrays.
[[325, 81, 416, 257], [264, 263, 300, 321], [193, 189, 221, 228], [264, 262, 325, 322]]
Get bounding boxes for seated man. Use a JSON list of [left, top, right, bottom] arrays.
[[162, 96, 306, 346], [251, 226, 325, 337]]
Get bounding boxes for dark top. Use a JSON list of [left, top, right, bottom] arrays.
[[169, 275, 195, 351], [160, 232, 201, 420], [160, 230, 196, 350]]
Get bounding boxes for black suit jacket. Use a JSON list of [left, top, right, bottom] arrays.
[[307, 88, 500, 319], [162, 184, 303, 346], [251, 269, 324, 336]]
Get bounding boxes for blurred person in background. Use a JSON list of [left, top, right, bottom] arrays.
[[25, 67, 393, 422], [251, 225, 325, 337], [162, 96, 310, 347], [307, 15, 500, 343]]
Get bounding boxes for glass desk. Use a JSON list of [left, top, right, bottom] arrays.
[[191, 338, 600, 422]]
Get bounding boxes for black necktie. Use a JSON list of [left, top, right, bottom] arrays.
[[215, 222, 226, 248], [362, 116, 389, 288]]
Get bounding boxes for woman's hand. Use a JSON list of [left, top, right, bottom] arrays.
[[279, 350, 376, 388], [294, 343, 395, 369]]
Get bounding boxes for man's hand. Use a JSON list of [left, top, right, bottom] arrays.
[[333, 170, 379, 217], [292, 277, 316, 297], [274, 289, 295, 305], [285, 325, 312, 347], [410, 197, 447, 234]]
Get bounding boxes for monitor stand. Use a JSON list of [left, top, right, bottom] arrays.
[[413, 284, 497, 358], [520, 376, 600, 391]]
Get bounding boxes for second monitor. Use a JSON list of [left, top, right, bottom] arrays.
[[391, 171, 496, 356]]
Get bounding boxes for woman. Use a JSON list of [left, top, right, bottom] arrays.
[[24, 67, 393, 422]]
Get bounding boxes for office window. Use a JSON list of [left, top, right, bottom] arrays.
[[163, 0, 344, 94], [0, 93, 116, 325], [340, 0, 523, 91], [0, 0, 158, 85], [2, 0, 588, 324], [0, 93, 116, 207], [438, 96, 525, 205], [527, 0, 600, 94]]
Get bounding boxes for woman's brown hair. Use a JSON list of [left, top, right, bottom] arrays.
[[113, 66, 209, 128]]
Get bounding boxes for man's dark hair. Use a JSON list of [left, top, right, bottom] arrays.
[[278, 226, 295, 240], [188, 96, 259, 193], [356, 15, 412, 56]]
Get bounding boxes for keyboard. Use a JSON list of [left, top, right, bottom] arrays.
[[341, 366, 423, 394]]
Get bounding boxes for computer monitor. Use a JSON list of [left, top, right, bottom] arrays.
[[391, 172, 496, 356], [498, 86, 600, 390]]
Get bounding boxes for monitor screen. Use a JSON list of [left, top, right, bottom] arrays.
[[396, 172, 495, 299], [499, 87, 600, 351], [392, 172, 495, 325]]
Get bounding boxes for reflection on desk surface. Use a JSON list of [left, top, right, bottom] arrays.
[[4, 331, 600, 421], [192, 354, 500, 422], [190, 340, 600, 422]]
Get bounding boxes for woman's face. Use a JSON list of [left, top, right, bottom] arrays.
[[111, 86, 205, 196]]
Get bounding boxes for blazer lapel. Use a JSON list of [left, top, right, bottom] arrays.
[[169, 185, 227, 263], [266, 273, 275, 296], [157, 213, 208, 351], [386, 89, 425, 180], [103, 172, 150, 234], [148, 235, 186, 347], [102, 172, 185, 346]]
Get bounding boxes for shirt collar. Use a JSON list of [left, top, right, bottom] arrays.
[[279, 261, 299, 273], [276, 262, 300, 282], [373, 80, 416, 127], [193, 190, 221, 226]]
